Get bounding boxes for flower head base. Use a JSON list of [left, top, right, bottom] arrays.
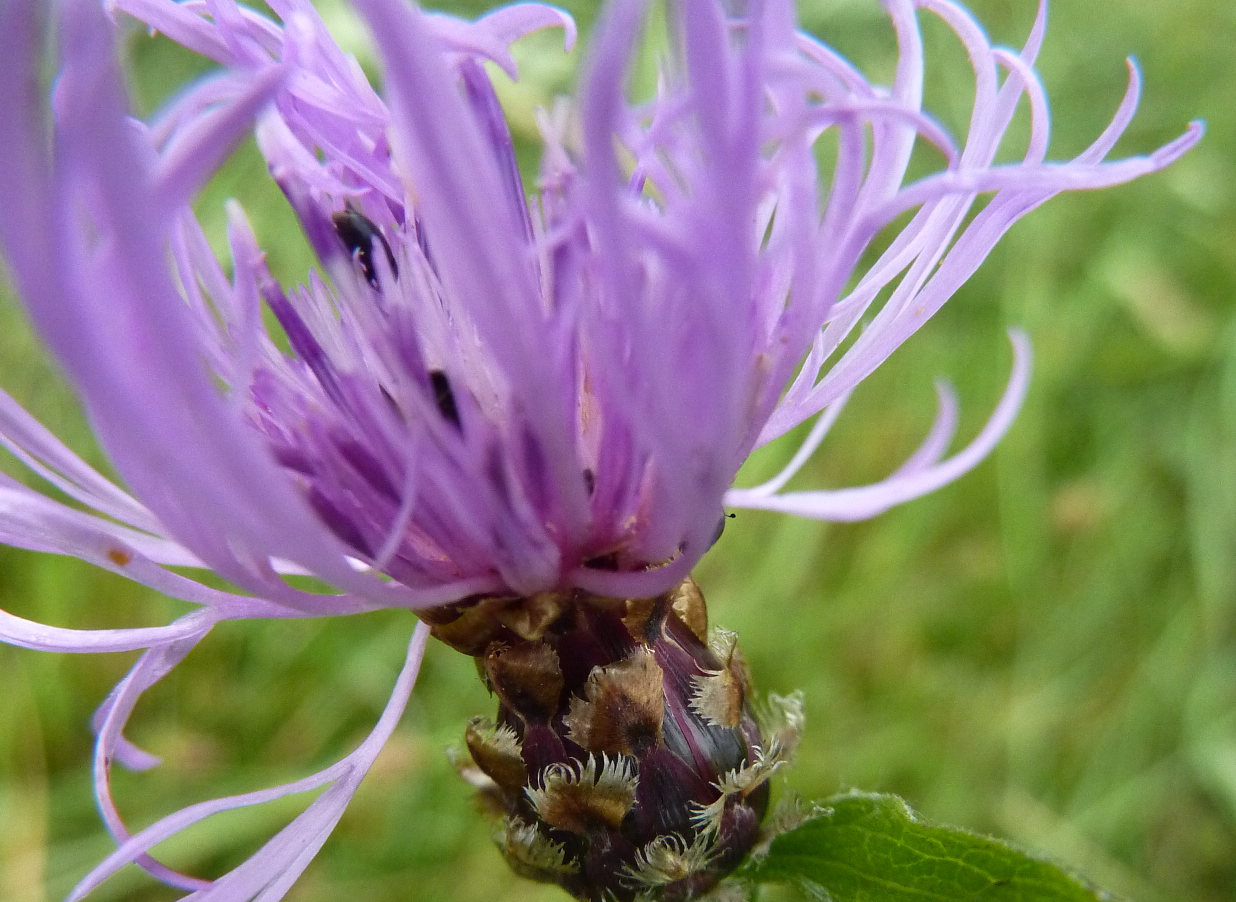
[[444, 578, 798, 901], [0, 0, 1200, 897]]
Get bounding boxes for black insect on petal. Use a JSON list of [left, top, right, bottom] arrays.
[[331, 209, 398, 286], [429, 369, 461, 429], [711, 511, 737, 547]]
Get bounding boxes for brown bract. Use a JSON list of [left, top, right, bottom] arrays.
[[565, 648, 665, 756], [429, 578, 797, 902]]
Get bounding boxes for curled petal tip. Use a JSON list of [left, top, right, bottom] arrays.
[[1154, 120, 1206, 167]]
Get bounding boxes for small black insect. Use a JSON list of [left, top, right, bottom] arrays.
[[429, 369, 461, 429], [711, 511, 737, 546], [331, 209, 398, 287]]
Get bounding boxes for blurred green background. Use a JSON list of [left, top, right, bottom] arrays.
[[0, 0, 1232, 900]]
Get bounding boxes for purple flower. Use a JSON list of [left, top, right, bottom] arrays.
[[0, 0, 1199, 897]]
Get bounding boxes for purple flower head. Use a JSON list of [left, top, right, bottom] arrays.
[[0, 0, 1200, 897]]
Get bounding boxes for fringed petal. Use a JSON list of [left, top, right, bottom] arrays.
[[728, 332, 1031, 520], [90, 627, 219, 890], [0, 607, 217, 655], [153, 64, 287, 212], [738, 391, 853, 500], [69, 624, 431, 902], [0, 388, 159, 532]]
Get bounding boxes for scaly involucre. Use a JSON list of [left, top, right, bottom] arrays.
[[0, 0, 1199, 897]]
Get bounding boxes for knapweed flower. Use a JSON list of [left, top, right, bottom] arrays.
[[0, 0, 1199, 898]]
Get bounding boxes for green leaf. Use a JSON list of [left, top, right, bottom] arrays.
[[744, 792, 1116, 901]]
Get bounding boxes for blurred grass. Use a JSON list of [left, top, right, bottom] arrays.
[[0, 0, 1233, 900]]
